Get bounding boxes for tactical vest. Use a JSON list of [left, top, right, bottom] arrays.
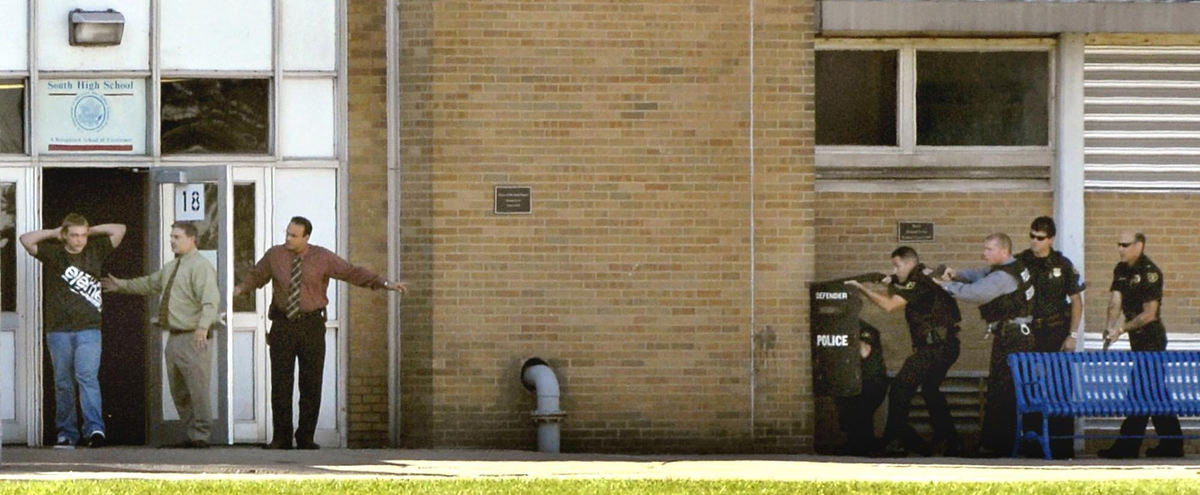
[[898, 267, 961, 346], [977, 261, 1035, 323]]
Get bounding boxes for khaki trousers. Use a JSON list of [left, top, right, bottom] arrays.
[[165, 332, 212, 442]]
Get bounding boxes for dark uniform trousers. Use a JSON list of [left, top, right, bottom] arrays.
[[1027, 321, 1075, 458], [268, 307, 327, 445], [882, 332, 961, 450], [980, 324, 1036, 454], [835, 379, 887, 455], [1111, 321, 1183, 453]]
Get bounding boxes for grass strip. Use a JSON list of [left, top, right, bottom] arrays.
[[0, 479, 1196, 495]]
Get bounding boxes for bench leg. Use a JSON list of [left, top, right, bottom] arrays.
[[1011, 412, 1024, 458], [1040, 417, 1051, 460]]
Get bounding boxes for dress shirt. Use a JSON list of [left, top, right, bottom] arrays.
[[236, 244, 387, 313], [114, 250, 220, 331]]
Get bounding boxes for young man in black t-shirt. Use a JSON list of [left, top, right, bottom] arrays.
[[20, 213, 125, 449]]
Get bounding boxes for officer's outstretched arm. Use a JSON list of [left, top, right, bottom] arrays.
[[845, 280, 907, 312]]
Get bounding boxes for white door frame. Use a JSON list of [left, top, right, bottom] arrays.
[[149, 165, 234, 445], [231, 167, 269, 443], [0, 167, 35, 445]]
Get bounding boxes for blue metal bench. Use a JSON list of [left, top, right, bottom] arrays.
[[1008, 351, 1200, 459]]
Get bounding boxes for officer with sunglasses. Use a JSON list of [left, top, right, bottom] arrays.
[[1097, 232, 1183, 459], [1014, 216, 1084, 459]]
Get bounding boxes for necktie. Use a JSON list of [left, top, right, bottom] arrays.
[[287, 254, 302, 319], [158, 261, 182, 328]]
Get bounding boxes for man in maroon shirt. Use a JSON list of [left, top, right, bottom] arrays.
[[234, 216, 408, 449]]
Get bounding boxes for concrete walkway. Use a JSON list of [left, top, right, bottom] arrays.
[[1, 447, 1199, 481]]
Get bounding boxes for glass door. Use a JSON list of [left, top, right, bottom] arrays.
[[0, 168, 30, 444], [146, 166, 232, 445]]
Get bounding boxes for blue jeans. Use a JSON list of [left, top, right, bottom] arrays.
[[46, 329, 105, 443]]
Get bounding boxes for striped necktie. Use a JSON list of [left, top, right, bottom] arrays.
[[286, 254, 302, 319]]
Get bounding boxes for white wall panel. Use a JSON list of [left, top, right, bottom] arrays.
[[233, 331, 255, 421], [281, 0, 336, 71], [160, 0, 271, 71], [272, 168, 337, 319], [1, 331, 14, 420], [280, 78, 335, 158], [37, 0, 150, 71], [319, 329, 336, 429], [0, 0, 27, 71]]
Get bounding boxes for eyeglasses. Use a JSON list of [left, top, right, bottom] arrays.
[[1029, 233, 1048, 241], [1117, 242, 1134, 248]]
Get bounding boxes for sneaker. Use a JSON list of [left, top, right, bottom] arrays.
[[53, 437, 75, 449], [86, 431, 106, 448]]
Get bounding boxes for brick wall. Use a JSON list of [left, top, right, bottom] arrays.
[[395, 0, 816, 452], [750, 0, 818, 451], [1084, 192, 1200, 336], [813, 191, 1054, 372], [397, 0, 437, 448], [346, 0, 393, 447]]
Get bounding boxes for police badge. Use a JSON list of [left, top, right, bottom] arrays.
[[1132, 274, 1141, 284], [1148, 272, 1159, 283], [1052, 267, 1062, 278]]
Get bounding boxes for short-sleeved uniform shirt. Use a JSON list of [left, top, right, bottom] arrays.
[[1110, 254, 1166, 350], [1016, 249, 1084, 320], [35, 237, 113, 333], [887, 264, 962, 347]]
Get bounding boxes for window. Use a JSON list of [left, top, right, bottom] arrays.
[[233, 184, 256, 312], [0, 80, 24, 154], [0, 183, 14, 311], [917, 51, 1048, 146], [161, 79, 269, 154], [815, 40, 1054, 171], [816, 51, 897, 146]]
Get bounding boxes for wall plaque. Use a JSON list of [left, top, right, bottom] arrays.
[[897, 221, 934, 242], [494, 185, 532, 214]]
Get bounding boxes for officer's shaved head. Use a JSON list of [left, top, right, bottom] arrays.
[[1118, 231, 1146, 264]]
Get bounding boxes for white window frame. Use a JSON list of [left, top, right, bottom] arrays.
[[815, 38, 1057, 171]]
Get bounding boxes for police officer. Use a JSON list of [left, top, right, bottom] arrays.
[[936, 233, 1035, 457], [1098, 232, 1183, 459], [1015, 216, 1083, 459], [846, 246, 962, 457], [832, 322, 888, 456]]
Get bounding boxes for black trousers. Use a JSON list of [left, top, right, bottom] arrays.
[[1025, 322, 1075, 458], [835, 378, 888, 455], [980, 324, 1036, 454], [882, 334, 961, 451], [268, 309, 327, 445], [1111, 322, 1182, 453]]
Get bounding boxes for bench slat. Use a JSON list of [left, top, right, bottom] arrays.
[[1009, 351, 1200, 459]]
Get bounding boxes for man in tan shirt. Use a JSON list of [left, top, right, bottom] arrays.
[[103, 221, 219, 448]]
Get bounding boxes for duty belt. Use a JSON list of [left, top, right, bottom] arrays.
[[986, 318, 1032, 338], [1031, 314, 1068, 328]]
